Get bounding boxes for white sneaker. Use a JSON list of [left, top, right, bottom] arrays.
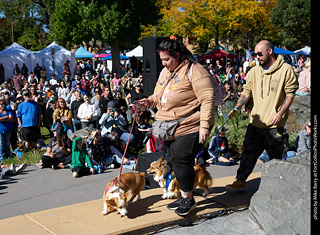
[[9, 164, 17, 175], [16, 163, 27, 174]]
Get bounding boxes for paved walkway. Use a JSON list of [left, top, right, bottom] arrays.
[[0, 162, 262, 234]]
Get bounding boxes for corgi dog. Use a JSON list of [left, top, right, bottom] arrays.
[[102, 172, 145, 216], [147, 156, 212, 199]]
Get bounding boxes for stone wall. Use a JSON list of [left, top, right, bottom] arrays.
[[249, 150, 311, 235], [286, 96, 311, 133]]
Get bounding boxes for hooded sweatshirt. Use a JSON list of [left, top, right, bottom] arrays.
[[242, 55, 298, 129], [148, 60, 215, 139], [71, 137, 93, 169]]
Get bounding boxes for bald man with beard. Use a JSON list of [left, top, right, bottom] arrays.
[[226, 40, 299, 191]]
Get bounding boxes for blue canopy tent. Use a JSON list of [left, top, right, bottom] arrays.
[[102, 54, 129, 60], [274, 47, 294, 55], [75, 46, 94, 58], [251, 47, 294, 56]]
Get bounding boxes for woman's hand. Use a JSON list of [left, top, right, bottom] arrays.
[[138, 98, 151, 108], [199, 127, 209, 144], [90, 168, 95, 174]]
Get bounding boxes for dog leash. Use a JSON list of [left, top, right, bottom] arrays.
[[115, 100, 148, 184], [208, 108, 240, 140]]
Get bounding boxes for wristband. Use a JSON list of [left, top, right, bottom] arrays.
[[233, 107, 239, 111]]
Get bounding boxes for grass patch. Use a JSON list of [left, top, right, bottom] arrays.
[[2, 126, 51, 166]]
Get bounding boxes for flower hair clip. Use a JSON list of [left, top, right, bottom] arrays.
[[169, 35, 178, 41]]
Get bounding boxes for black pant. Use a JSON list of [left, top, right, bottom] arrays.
[[71, 166, 91, 177], [164, 132, 201, 192], [237, 124, 284, 181], [41, 154, 72, 168]]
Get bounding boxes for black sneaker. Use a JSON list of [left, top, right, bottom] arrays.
[[167, 196, 183, 210], [174, 197, 197, 216]]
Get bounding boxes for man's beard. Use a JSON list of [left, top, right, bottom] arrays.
[[259, 56, 271, 67]]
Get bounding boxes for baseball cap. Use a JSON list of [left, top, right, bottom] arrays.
[[215, 125, 228, 134]]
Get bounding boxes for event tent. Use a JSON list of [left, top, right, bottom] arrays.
[[101, 54, 129, 60], [0, 42, 34, 80], [200, 49, 237, 60], [33, 42, 76, 80], [203, 44, 236, 56], [294, 46, 311, 56], [251, 47, 294, 56], [126, 45, 143, 58], [274, 47, 294, 55], [75, 46, 94, 58]]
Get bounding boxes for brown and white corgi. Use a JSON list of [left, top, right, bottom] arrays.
[[102, 172, 145, 216], [147, 156, 212, 199]]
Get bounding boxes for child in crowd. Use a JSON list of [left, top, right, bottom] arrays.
[[71, 137, 95, 178], [207, 126, 235, 166]]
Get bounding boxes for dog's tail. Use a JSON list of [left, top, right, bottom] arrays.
[[139, 172, 146, 177]]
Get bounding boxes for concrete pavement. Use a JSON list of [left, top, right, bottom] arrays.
[[0, 162, 262, 234]]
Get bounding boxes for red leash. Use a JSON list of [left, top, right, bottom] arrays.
[[116, 100, 148, 184], [104, 100, 147, 197]]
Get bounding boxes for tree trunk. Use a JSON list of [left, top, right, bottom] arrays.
[[214, 24, 219, 46], [111, 39, 121, 76]]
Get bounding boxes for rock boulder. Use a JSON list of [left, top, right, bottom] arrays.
[[249, 150, 311, 235], [287, 96, 311, 133]]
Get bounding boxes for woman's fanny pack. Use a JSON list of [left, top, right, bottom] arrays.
[[152, 110, 197, 141], [152, 120, 179, 141]]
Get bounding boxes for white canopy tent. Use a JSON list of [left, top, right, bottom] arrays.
[[0, 42, 34, 80], [294, 46, 311, 56], [126, 45, 143, 58], [33, 42, 76, 80]]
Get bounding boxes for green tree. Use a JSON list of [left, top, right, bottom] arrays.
[[0, 0, 54, 50], [50, 0, 159, 75], [270, 0, 311, 50]]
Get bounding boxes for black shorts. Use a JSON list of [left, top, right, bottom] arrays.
[[20, 126, 38, 142]]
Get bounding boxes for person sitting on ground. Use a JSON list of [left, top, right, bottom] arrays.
[[70, 91, 83, 132], [103, 132, 136, 170], [86, 129, 113, 170], [71, 137, 95, 178], [52, 98, 73, 135], [296, 120, 311, 153], [40, 123, 72, 169], [99, 101, 133, 144], [207, 126, 235, 166], [77, 94, 100, 129], [132, 108, 152, 149], [72, 74, 82, 89]]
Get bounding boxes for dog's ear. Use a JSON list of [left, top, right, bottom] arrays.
[[106, 199, 117, 207], [158, 155, 165, 162]]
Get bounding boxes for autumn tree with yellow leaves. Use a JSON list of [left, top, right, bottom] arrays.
[[141, 0, 279, 53]]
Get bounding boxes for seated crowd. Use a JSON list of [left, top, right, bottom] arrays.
[[0, 55, 311, 178]]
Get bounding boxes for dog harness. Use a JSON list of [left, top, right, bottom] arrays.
[[163, 170, 175, 191]]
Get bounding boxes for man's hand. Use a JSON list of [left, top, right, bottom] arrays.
[[229, 108, 239, 119], [269, 112, 282, 126]]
